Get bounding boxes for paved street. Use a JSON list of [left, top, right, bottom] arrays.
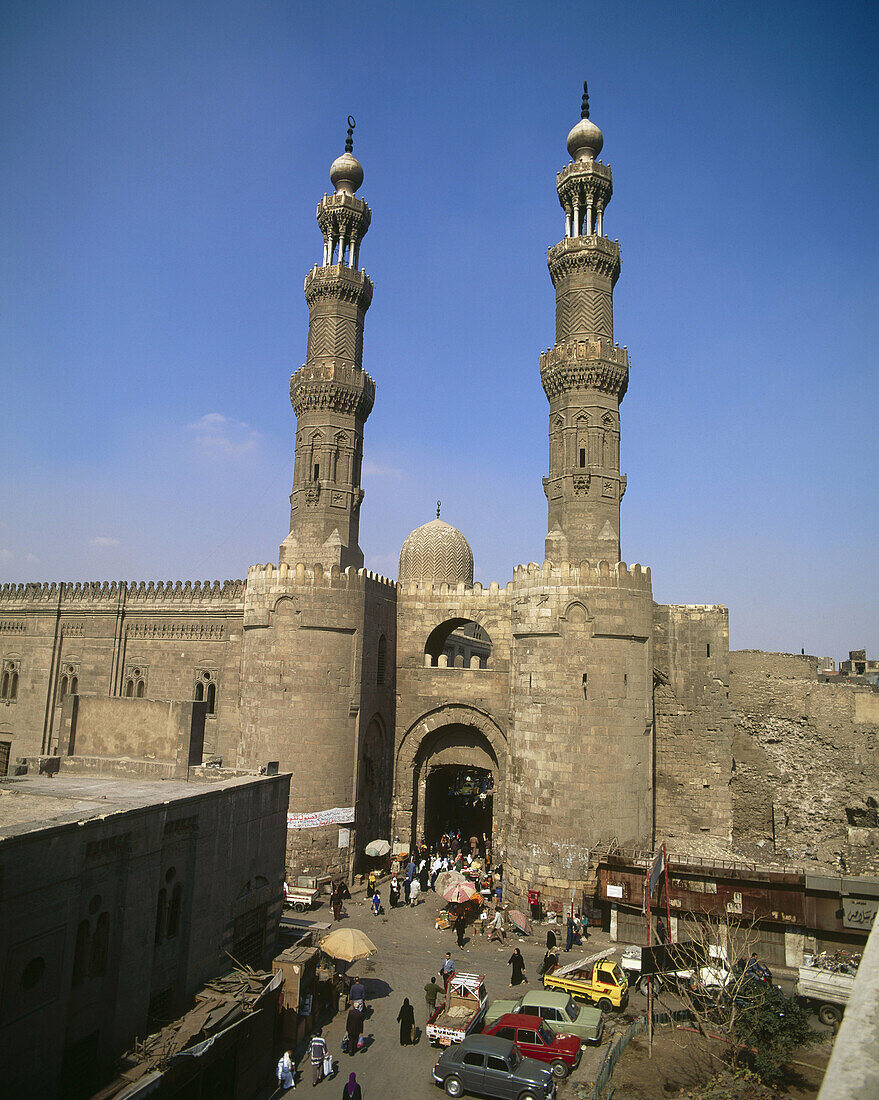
[[291, 888, 614, 1099]]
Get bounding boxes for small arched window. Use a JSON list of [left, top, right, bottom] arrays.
[[195, 680, 204, 702], [60, 675, 69, 698], [10, 673, 18, 699], [136, 679, 145, 698], [1, 672, 8, 698], [72, 920, 90, 987], [376, 635, 387, 686], [89, 913, 109, 978], [167, 883, 182, 939], [125, 679, 134, 697], [69, 676, 77, 695], [206, 682, 216, 714], [155, 888, 167, 945]]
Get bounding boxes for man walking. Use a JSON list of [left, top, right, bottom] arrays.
[[440, 952, 455, 990], [309, 1030, 328, 1086], [424, 975, 442, 1019], [565, 912, 575, 953]]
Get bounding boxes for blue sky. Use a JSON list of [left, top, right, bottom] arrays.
[[1, 0, 877, 661]]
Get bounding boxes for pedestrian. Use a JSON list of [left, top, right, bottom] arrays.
[[389, 875, 400, 908], [424, 975, 442, 1018], [403, 875, 411, 904], [371, 889, 382, 916], [419, 858, 429, 893], [430, 855, 443, 890], [440, 952, 455, 989], [345, 1004, 363, 1055], [508, 948, 527, 986], [397, 997, 416, 1045], [489, 908, 505, 943], [582, 912, 590, 940], [341, 1072, 362, 1100], [366, 870, 377, 896], [332, 883, 343, 922], [546, 927, 557, 952], [565, 913, 575, 952], [276, 1049, 295, 1090], [349, 976, 366, 1012], [309, 1030, 328, 1087], [406, 856, 416, 885], [539, 948, 558, 976], [454, 910, 466, 949], [409, 876, 421, 906]]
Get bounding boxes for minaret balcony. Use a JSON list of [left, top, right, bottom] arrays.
[[540, 338, 629, 401], [290, 361, 375, 419], [547, 236, 621, 286], [304, 265, 373, 307]]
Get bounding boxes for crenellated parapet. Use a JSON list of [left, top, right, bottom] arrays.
[[547, 235, 621, 287], [400, 578, 513, 602], [303, 264, 373, 309], [290, 360, 375, 418], [512, 558, 652, 593], [540, 338, 629, 401], [0, 578, 245, 610], [244, 560, 396, 628]]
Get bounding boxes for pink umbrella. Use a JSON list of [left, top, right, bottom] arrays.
[[508, 909, 532, 934], [443, 881, 479, 904]]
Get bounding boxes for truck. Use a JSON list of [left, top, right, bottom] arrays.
[[543, 956, 628, 1011], [796, 961, 857, 1026], [427, 972, 489, 1047], [283, 881, 320, 912], [620, 943, 732, 997]]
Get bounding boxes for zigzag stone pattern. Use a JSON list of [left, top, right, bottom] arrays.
[[555, 287, 613, 341], [398, 519, 474, 587]]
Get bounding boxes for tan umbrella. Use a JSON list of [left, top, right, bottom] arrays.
[[443, 880, 479, 904], [319, 927, 377, 963], [434, 869, 468, 897]]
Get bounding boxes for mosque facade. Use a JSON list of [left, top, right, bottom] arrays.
[[0, 90, 736, 907]]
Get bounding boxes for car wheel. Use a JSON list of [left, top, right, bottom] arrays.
[[550, 1059, 569, 1078], [517, 1092, 538, 1100], [598, 997, 613, 1011], [636, 976, 650, 996], [818, 1003, 842, 1026], [294, 902, 307, 912], [444, 1075, 464, 1097]]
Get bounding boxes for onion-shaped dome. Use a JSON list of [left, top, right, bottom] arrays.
[[399, 518, 474, 587], [566, 79, 603, 161], [329, 151, 363, 194]]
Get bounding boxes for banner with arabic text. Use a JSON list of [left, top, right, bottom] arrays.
[[287, 807, 355, 830]]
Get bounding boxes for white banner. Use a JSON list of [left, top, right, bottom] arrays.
[[287, 807, 355, 830]]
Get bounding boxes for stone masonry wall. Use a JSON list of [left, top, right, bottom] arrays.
[[729, 650, 879, 872], [0, 580, 244, 771], [653, 603, 734, 856], [504, 560, 654, 910]]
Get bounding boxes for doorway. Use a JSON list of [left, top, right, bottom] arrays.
[[424, 764, 493, 849]]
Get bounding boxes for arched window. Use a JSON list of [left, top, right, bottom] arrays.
[[167, 883, 182, 939], [60, 675, 69, 699], [72, 920, 90, 987], [154, 888, 167, 945], [136, 679, 145, 698], [69, 676, 77, 695], [2, 671, 10, 698], [125, 679, 134, 697], [10, 673, 18, 699], [194, 680, 204, 702], [206, 682, 216, 714], [89, 913, 109, 978], [376, 635, 387, 685]]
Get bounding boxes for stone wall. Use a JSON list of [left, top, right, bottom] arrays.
[[504, 560, 654, 910], [729, 650, 879, 872], [240, 562, 396, 878], [0, 580, 245, 770], [653, 603, 734, 855]]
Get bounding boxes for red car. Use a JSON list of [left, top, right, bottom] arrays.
[[484, 1013, 581, 1078]]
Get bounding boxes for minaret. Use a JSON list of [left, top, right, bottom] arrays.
[[280, 117, 375, 569], [541, 83, 629, 563]]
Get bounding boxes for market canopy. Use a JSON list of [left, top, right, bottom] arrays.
[[319, 927, 377, 963]]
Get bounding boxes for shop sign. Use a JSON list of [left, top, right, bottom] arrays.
[[606, 883, 624, 899], [843, 896, 878, 930]]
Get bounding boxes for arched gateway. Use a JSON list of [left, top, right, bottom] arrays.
[[394, 704, 507, 850]]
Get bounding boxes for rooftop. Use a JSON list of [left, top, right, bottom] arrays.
[[0, 772, 276, 839]]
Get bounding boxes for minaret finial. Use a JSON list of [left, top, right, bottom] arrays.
[[345, 115, 356, 153], [436, 499, 441, 519], [580, 81, 590, 120]]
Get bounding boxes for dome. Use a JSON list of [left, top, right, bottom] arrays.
[[566, 116, 604, 161], [399, 518, 474, 587], [329, 151, 364, 194]]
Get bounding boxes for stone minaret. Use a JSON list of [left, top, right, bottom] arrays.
[[280, 118, 375, 569], [542, 83, 629, 564]]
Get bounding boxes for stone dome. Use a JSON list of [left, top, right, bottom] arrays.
[[329, 151, 364, 194], [399, 518, 474, 587], [566, 116, 604, 161]]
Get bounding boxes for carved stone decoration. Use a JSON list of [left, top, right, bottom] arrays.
[[126, 622, 226, 641], [399, 518, 474, 586], [603, 479, 615, 498], [332, 491, 345, 506], [573, 474, 591, 495], [0, 620, 26, 633], [620, 473, 627, 499], [305, 482, 321, 506]]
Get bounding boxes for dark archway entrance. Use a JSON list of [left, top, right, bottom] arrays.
[[424, 764, 493, 849]]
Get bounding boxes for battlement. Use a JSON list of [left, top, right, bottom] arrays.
[[401, 579, 514, 602], [0, 579, 246, 609], [512, 558, 652, 592], [556, 159, 612, 188], [244, 561, 397, 628], [304, 264, 373, 307], [540, 338, 628, 368]]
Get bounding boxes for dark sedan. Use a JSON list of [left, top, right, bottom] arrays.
[[432, 1033, 556, 1099]]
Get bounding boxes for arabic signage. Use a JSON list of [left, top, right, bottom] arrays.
[[842, 896, 878, 930], [287, 806, 355, 830]]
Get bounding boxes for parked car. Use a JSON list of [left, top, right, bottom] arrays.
[[484, 990, 603, 1046], [543, 957, 628, 1011], [432, 1033, 556, 1099], [484, 1013, 581, 1078]]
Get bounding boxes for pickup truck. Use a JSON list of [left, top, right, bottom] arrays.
[[543, 957, 628, 1011], [796, 962, 856, 1026], [283, 881, 320, 912], [427, 972, 489, 1047], [621, 943, 732, 997]]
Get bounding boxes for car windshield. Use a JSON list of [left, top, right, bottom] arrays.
[[538, 1024, 555, 1045], [612, 965, 625, 983]]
